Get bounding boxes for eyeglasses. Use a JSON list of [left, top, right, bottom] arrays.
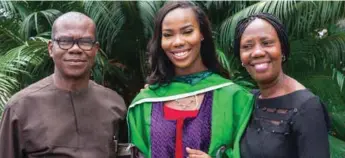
[[53, 38, 97, 51]]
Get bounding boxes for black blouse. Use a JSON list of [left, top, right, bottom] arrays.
[[240, 89, 330, 158]]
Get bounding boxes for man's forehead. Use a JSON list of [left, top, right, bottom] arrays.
[[54, 20, 95, 36], [55, 18, 94, 29], [54, 12, 94, 26], [51, 12, 97, 39]]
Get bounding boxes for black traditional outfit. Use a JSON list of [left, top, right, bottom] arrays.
[[240, 89, 330, 158]]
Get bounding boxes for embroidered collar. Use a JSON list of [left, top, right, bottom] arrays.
[[173, 70, 213, 85]]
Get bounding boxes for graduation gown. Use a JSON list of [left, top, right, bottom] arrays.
[[127, 74, 254, 158]]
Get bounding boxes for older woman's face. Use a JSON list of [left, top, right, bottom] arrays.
[[161, 8, 204, 75], [239, 18, 283, 84]]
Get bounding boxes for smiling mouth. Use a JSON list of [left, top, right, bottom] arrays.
[[65, 59, 86, 62], [170, 49, 191, 59], [251, 62, 270, 72]]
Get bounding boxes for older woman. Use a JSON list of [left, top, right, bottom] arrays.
[[127, 2, 254, 158], [235, 13, 329, 158], [188, 13, 330, 158]]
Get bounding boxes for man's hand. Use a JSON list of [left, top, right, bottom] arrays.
[[186, 147, 211, 158]]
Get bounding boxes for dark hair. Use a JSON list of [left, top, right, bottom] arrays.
[[146, 1, 221, 86], [233, 12, 289, 63]]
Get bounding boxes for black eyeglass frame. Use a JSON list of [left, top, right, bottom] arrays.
[[52, 38, 97, 51]]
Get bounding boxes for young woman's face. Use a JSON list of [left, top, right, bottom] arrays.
[[161, 8, 205, 75], [240, 18, 283, 84]]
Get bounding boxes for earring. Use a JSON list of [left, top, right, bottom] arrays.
[[282, 55, 286, 61], [241, 63, 245, 67]]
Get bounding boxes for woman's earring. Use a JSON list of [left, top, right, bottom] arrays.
[[241, 63, 245, 67], [282, 55, 286, 61]]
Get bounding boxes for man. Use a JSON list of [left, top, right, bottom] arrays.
[[0, 12, 127, 158]]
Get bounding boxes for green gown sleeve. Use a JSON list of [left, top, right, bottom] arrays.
[[128, 102, 152, 158]]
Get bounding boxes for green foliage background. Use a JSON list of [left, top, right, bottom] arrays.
[[1, 1, 345, 156]]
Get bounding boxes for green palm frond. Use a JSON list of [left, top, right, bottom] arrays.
[[137, 1, 164, 39], [330, 69, 345, 141], [204, 1, 258, 26], [216, 47, 256, 89], [0, 73, 17, 114], [84, 1, 125, 54], [216, 48, 231, 74], [329, 135, 345, 158], [0, 23, 23, 44], [92, 49, 109, 85], [0, 19, 24, 53], [317, 33, 345, 69], [0, 37, 49, 112], [219, 1, 294, 51], [219, 1, 345, 52], [49, 1, 84, 13], [0, 1, 17, 15], [333, 68, 345, 93], [287, 32, 345, 73], [216, 47, 238, 77], [20, 9, 61, 39], [0, 45, 27, 109], [287, 39, 318, 72]]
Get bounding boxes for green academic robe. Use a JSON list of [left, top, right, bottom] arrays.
[[127, 74, 254, 158]]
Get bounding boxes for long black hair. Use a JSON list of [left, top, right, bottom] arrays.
[[233, 12, 290, 63], [146, 1, 221, 86]]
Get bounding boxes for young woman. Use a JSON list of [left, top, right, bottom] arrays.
[[127, 2, 254, 158], [188, 13, 330, 158]]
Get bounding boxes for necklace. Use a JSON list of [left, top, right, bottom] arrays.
[[174, 95, 199, 110]]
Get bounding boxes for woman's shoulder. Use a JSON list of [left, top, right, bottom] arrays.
[[292, 89, 323, 111], [257, 89, 315, 107], [284, 89, 316, 105]]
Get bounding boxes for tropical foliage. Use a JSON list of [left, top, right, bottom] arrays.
[[1, 1, 345, 156]]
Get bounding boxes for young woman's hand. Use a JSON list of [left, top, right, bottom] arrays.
[[186, 147, 211, 158]]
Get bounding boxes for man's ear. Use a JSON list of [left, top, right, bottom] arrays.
[[94, 42, 100, 54], [48, 40, 53, 57]]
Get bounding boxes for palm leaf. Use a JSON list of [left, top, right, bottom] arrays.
[[20, 9, 61, 39], [316, 33, 345, 70], [330, 135, 345, 158], [92, 49, 109, 85], [137, 1, 164, 39], [84, 1, 125, 55], [0, 37, 49, 115], [286, 32, 345, 73], [204, 1, 258, 27], [216, 48, 231, 75], [216, 46, 256, 89], [0, 19, 24, 53], [219, 1, 345, 52], [0, 1, 17, 15]]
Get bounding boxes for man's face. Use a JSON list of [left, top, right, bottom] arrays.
[[48, 18, 99, 79]]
